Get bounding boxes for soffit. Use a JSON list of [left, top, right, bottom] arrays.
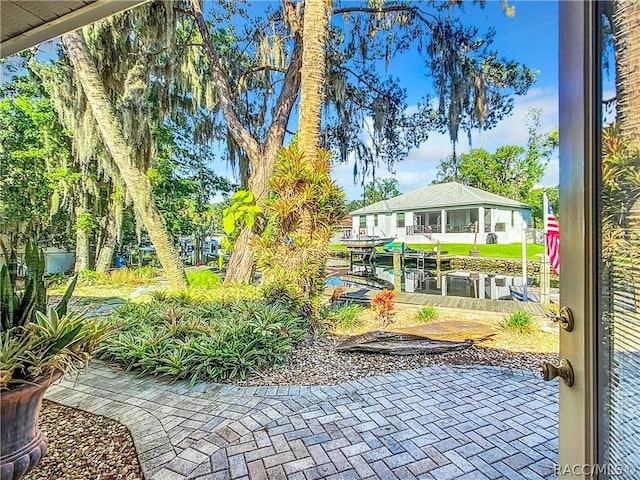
[[1, 0, 149, 58]]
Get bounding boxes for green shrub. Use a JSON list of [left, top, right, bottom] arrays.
[[77, 269, 103, 285], [99, 290, 307, 383], [416, 305, 438, 322], [503, 309, 533, 334], [186, 270, 223, 289], [76, 266, 159, 286], [108, 266, 158, 285], [332, 304, 365, 329]]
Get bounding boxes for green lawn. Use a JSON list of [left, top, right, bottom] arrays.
[[330, 242, 544, 260]]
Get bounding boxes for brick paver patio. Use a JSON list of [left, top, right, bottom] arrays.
[[46, 362, 557, 479]]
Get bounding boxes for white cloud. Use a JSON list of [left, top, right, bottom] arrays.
[[332, 87, 559, 199]]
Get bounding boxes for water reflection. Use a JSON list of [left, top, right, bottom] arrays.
[[368, 267, 528, 300]]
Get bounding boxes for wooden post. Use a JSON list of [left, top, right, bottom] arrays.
[[540, 253, 550, 305], [393, 252, 402, 293], [436, 240, 441, 289]]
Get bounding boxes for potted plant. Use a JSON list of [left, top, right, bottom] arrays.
[[0, 241, 109, 480]]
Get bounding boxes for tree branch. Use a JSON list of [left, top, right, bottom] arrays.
[[189, 0, 260, 159], [332, 5, 437, 23], [338, 65, 394, 101], [263, 34, 303, 158], [173, 7, 193, 17], [283, 0, 301, 35], [239, 64, 287, 85]]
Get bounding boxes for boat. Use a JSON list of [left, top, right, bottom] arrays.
[[340, 237, 395, 249], [510, 286, 540, 302]]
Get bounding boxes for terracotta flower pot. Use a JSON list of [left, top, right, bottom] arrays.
[[0, 371, 62, 480]]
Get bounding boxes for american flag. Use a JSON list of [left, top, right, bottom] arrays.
[[545, 195, 560, 275]]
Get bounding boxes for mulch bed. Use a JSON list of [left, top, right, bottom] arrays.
[[25, 400, 143, 480], [25, 334, 557, 479]]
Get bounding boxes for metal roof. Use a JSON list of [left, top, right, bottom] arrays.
[[350, 182, 531, 215], [1, 0, 149, 58]]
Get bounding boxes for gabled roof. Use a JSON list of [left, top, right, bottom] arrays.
[[350, 182, 530, 215]]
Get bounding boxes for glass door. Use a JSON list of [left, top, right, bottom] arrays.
[[557, 1, 640, 477]]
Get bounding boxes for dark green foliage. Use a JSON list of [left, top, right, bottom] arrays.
[[1, 241, 79, 331], [0, 77, 76, 245], [55, 274, 78, 317], [527, 186, 559, 228], [1, 241, 46, 331], [346, 178, 402, 211], [0, 242, 107, 389], [99, 292, 308, 383]]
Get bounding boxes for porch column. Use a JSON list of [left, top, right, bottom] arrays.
[[478, 207, 484, 235], [441, 209, 447, 233], [489, 275, 497, 299]]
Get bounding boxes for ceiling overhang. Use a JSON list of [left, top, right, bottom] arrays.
[[1, 0, 150, 58]]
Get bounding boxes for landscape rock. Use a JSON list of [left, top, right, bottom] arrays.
[[388, 320, 500, 343], [336, 330, 472, 355]]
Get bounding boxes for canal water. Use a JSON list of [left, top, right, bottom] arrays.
[[327, 266, 531, 301]]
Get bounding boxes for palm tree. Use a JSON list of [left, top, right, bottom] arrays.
[[298, 0, 332, 161], [62, 29, 188, 289]]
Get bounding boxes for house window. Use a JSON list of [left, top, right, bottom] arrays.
[[396, 213, 405, 228], [374, 214, 379, 227], [359, 216, 366, 229], [511, 211, 515, 227]]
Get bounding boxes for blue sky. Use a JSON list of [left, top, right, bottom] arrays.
[[332, 0, 560, 199], [1, 0, 561, 202]]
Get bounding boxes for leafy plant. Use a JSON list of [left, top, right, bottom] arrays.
[[99, 289, 307, 384], [371, 289, 396, 327], [416, 305, 438, 322], [503, 309, 533, 334], [332, 304, 365, 330], [253, 143, 346, 302], [0, 242, 109, 390], [222, 190, 263, 236]]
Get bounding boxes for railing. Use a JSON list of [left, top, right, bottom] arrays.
[[445, 224, 477, 233], [405, 224, 441, 234]]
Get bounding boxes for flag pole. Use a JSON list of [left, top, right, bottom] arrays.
[[541, 192, 550, 305], [522, 220, 528, 302]]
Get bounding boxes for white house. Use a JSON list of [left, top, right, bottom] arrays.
[[349, 182, 532, 244]]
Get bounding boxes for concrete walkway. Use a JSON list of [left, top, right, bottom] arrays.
[[47, 362, 557, 480]]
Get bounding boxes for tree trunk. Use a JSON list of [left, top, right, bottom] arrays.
[[74, 191, 91, 272], [62, 29, 188, 290], [224, 228, 254, 283], [296, 0, 332, 240], [190, 0, 302, 284], [95, 209, 119, 273], [298, 0, 332, 161]]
